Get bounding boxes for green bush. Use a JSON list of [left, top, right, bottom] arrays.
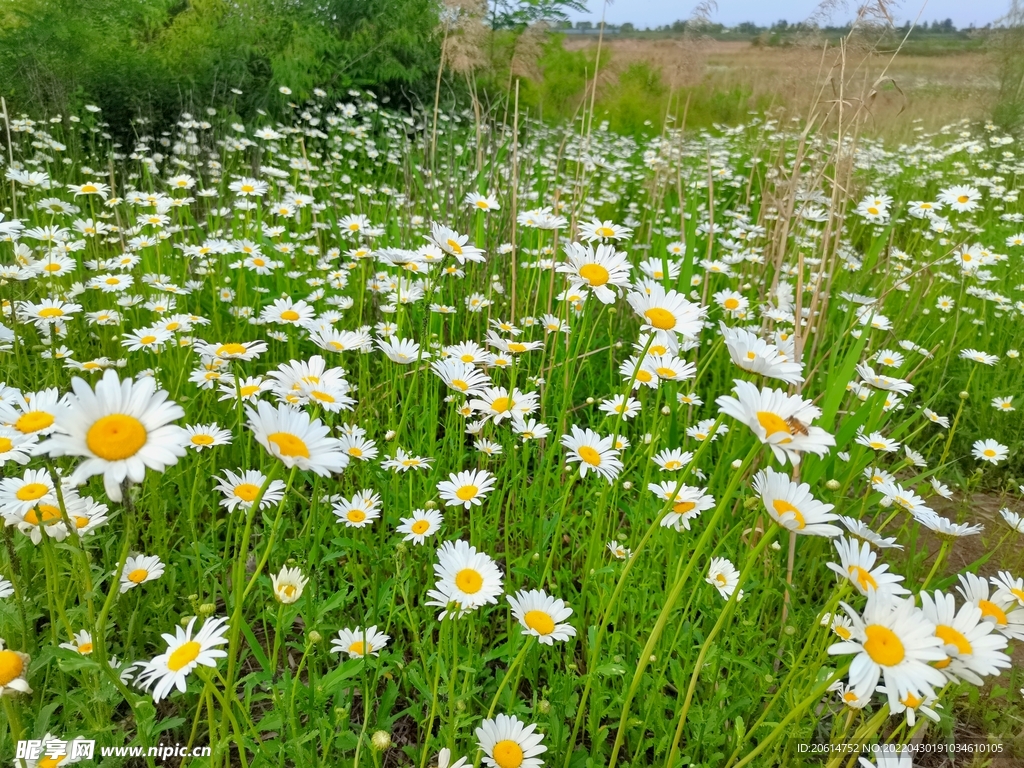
[[0, 0, 441, 132]]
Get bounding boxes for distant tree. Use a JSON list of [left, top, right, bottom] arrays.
[[670, 19, 688, 32], [771, 19, 789, 31], [490, 0, 589, 29], [620, 22, 635, 32], [735, 21, 760, 34], [576, 20, 593, 30]]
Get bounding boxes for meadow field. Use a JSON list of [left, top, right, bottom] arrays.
[[562, 38, 1000, 142], [1, 10, 1024, 768]]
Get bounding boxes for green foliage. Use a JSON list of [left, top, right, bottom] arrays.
[[0, 0, 441, 132], [994, 5, 1024, 132]]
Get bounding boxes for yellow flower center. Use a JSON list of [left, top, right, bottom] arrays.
[[77, 642, 93, 655], [456, 485, 478, 501], [957, 195, 969, 204], [524, 609, 555, 635], [191, 434, 215, 446], [348, 446, 363, 457], [772, 499, 806, 529], [86, 414, 148, 461], [127, 568, 150, 584], [757, 411, 793, 440], [673, 501, 696, 515], [0, 437, 12, 453], [446, 239, 463, 255], [978, 599, 1008, 625], [347, 510, 367, 523], [24, 504, 62, 526], [644, 307, 676, 330], [310, 390, 335, 403], [280, 310, 300, 322], [935, 624, 972, 656], [664, 460, 681, 469], [455, 568, 483, 594], [233, 483, 260, 502], [848, 565, 878, 591], [636, 370, 653, 383], [15, 482, 49, 501], [15, 411, 54, 433], [847, 569, 880, 593], [835, 625, 852, 640], [348, 641, 367, 655], [492, 740, 525, 768], [411, 520, 430, 534], [44, 262, 62, 272], [38, 307, 64, 318], [490, 396, 512, 413], [656, 367, 676, 378], [267, 431, 310, 458], [167, 640, 201, 672], [724, 297, 740, 310], [863, 624, 905, 666], [217, 343, 248, 356], [579, 263, 610, 287], [595, 226, 615, 237], [240, 385, 260, 397], [0, 649, 25, 686], [577, 446, 601, 466], [902, 692, 922, 708], [450, 379, 469, 392]]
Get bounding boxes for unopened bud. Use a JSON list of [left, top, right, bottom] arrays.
[[308, 630, 323, 644], [199, 603, 216, 617], [731, 459, 742, 469], [371, 731, 392, 751], [826, 479, 840, 491], [959, 391, 970, 400]]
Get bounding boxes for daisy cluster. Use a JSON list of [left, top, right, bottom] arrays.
[[0, 90, 1022, 766]]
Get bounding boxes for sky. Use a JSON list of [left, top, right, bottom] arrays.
[[567, 0, 1009, 29]]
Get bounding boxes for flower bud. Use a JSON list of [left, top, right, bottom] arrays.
[[308, 630, 323, 644], [825, 479, 840, 491], [371, 731, 392, 751]]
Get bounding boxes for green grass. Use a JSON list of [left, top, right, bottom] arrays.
[[0, 91, 1022, 768]]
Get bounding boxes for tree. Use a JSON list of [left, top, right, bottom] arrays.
[[489, 0, 589, 30]]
